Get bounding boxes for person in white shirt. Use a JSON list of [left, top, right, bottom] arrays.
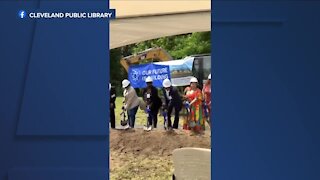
[[122, 79, 140, 128]]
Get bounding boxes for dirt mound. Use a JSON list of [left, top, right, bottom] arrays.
[[110, 128, 211, 179], [110, 128, 211, 157]]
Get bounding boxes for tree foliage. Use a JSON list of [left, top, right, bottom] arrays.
[[110, 32, 211, 95], [132, 32, 211, 59]]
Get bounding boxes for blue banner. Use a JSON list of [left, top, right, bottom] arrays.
[[128, 64, 171, 88]]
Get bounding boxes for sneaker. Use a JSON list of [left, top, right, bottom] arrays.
[[123, 124, 130, 129], [144, 125, 152, 131], [143, 125, 148, 131]]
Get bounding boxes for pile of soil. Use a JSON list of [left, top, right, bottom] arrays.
[[110, 128, 211, 157], [110, 128, 211, 179]]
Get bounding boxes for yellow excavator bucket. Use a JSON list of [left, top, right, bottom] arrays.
[[120, 47, 173, 72]]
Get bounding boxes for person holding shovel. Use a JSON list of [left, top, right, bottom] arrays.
[[183, 77, 206, 132], [122, 79, 140, 128], [142, 76, 162, 130], [202, 74, 212, 128], [109, 83, 116, 129], [161, 78, 183, 130]]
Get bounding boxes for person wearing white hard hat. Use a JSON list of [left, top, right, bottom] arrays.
[[183, 77, 206, 132], [161, 78, 183, 129], [142, 76, 162, 129], [110, 83, 116, 129], [202, 74, 212, 128], [122, 79, 140, 128], [145, 76, 153, 83], [203, 74, 211, 105]]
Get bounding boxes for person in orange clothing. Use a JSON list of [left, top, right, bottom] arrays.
[[203, 74, 211, 108], [202, 74, 211, 128], [183, 77, 206, 133]]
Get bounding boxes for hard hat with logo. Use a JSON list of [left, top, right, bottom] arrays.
[[162, 79, 172, 88], [208, 74, 211, 80], [190, 77, 198, 83], [122, 79, 130, 88], [145, 76, 153, 83]]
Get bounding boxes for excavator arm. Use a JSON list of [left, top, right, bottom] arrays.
[[120, 47, 173, 72]]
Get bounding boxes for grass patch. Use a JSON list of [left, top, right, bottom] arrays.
[[115, 97, 150, 126], [114, 97, 173, 127], [114, 96, 209, 129]]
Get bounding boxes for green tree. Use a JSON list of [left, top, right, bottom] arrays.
[[110, 32, 211, 95], [132, 32, 211, 59]]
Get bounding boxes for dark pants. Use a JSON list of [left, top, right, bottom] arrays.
[[110, 108, 115, 128], [148, 109, 159, 128], [168, 105, 181, 129], [127, 106, 139, 128]]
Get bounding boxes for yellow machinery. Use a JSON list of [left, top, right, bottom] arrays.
[[120, 47, 173, 72]]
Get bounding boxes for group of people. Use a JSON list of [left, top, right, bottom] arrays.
[[109, 74, 211, 133]]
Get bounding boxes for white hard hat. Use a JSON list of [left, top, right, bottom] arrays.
[[208, 74, 211, 80], [190, 77, 198, 83], [122, 79, 130, 88], [145, 76, 153, 83], [162, 79, 172, 88]]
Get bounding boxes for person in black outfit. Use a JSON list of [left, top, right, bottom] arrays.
[[143, 76, 162, 129], [109, 83, 116, 129], [162, 79, 182, 129]]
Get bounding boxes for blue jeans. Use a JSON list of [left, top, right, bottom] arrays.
[[127, 105, 139, 128]]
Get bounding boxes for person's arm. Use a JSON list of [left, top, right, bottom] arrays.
[[152, 87, 162, 108], [183, 87, 190, 101], [160, 88, 166, 105], [153, 87, 162, 101], [197, 89, 203, 102], [202, 85, 206, 99], [111, 88, 116, 103], [125, 88, 135, 110], [142, 88, 147, 102], [171, 88, 177, 99], [110, 88, 116, 108], [123, 89, 127, 109], [152, 86, 159, 96]]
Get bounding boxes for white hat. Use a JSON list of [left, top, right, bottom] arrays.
[[190, 77, 198, 83], [208, 74, 211, 80], [109, 83, 111, 90], [122, 79, 130, 88], [145, 76, 153, 83], [162, 79, 172, 88]]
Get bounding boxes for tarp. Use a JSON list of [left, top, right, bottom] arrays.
[[155, 57, 194, 87], [128, 64, 171, 88]]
